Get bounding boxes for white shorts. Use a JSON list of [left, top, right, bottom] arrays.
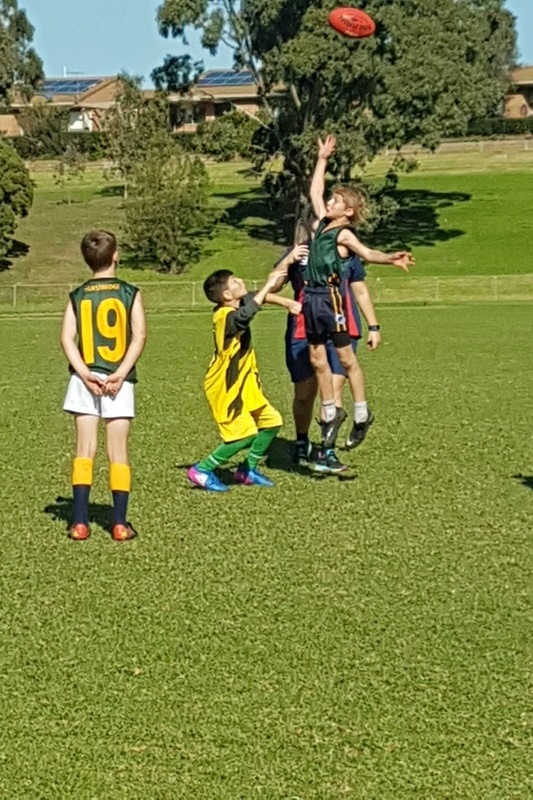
[[63, 373, 135, 419]]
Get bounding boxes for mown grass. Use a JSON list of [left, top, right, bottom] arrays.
[[1, 305, 533, 797], [2, 148, 533, 291]]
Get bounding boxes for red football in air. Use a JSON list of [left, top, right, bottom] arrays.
[[328, 7, 376, 38]]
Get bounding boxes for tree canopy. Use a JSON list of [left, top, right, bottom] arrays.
[[156, 0, 517, 220], [0, 0, 43, 101], [0, 139, 33, 260]]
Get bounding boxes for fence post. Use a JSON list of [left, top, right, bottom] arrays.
[[13, 284, 17, 308], [192, 282, 196, 307]]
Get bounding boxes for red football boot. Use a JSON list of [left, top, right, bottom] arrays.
[[68, 523, 90, 541], [111, 523, 137, 542]]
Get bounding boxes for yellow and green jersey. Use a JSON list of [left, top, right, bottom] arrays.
[[70, 278, 139, 382], [204, 294, 266, 424]]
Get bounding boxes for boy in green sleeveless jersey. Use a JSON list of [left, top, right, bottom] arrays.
[[60, 230, 147, 541], [305, 134, 414, 472]]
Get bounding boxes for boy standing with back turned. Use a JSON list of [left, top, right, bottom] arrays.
[[60, 230, 146, 541], [305, 134, 414, 472]]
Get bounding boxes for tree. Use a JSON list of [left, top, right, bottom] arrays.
[[156, 0, 516, 226], [196, 108, 265, 160], [53, 141, 86, 205], [123, 131, 212, 273], [104, 76, 170, 199], [0, 0, 43, 102], [0, 139, 33, 260]]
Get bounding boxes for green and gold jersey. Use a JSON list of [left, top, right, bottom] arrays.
[[203, 294, 266, 424], [305, 218, 354, 287], [70, 278, 139, 382]]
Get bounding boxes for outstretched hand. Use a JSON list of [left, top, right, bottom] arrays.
[[317, 134, 336, 160], [390, 252, 415, 273]]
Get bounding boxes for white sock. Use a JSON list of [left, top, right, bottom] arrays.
[[354, 402, 368, 424], [322, 400, 336, 423]]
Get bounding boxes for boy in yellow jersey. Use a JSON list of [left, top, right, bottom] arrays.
[[188, 268, 290, 492], [60, 230, 147, 541]]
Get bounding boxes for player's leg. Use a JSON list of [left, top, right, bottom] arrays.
[[188, 413, 256, 492], [234, 403, 282, 487], [105, 417, 137, 540], [293, 376, 317, 464], [308, 343, 335, 420], [69, 414, 99, 539], [101, 380, 136, 540], [285, 331, 317, 464], [190, 436, 255, 492], [334, 340, 374, 448]]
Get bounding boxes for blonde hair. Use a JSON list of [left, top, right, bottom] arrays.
[[332, 184, 368, 225]]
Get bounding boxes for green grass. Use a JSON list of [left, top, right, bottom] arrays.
[[1, 305, 533, 797], [2, 149, 533, 296]]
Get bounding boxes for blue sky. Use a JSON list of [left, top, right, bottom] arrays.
[[20, 0, 533, 82]]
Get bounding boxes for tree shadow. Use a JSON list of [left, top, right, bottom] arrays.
[[513, 473, 533, 492], [370, 189, 471, 250], [210, 187, 294, 244], [44, 495, 115, 533], [0, 239, 30, 272], [98, 183, 125, 198], [211, 187, 471, 251]]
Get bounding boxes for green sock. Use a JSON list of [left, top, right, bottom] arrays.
[[197, 436, 255, 472], [245, 427, 280, 470]]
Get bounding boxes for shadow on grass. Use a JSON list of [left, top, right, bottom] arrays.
[[44, 495, 115, 532], [177, 437, 356, 482], [211, 187, 294, 244], [98, 183, 125, 198], [371, 189, 471, 250], [211, 186, 471, 250], [0, 239, 30, 272], [513, 473, 533, 491]]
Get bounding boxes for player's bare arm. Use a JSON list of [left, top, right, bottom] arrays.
[[272, 243, 310, 288], [266, 293, 302, 316], [338, 228, 415, 272], [310, 135, 336, 221], [103, 292, 147, 397], [60, 301, 105, 396], [352, 281, 381, 351]]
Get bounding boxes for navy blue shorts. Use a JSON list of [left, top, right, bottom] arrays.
[[285, 332, 358, 384], [303, 286, 352, 347]]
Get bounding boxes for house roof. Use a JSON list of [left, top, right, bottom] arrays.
[[510, 66, 533, 86], [0, 113, 23, 136]]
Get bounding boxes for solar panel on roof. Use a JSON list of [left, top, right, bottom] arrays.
[[40, 78, 101, 96], [197, 70, 255, 87]]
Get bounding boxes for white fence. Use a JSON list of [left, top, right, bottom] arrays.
[[0, 274, 532, 313]]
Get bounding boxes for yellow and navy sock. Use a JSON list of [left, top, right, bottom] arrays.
[[72, 457, 93, 525], [110, 463, 131, 526]]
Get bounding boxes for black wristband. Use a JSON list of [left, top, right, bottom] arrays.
[[369, 324, 380, 332]]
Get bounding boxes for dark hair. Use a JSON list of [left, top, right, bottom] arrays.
[[203, 269, 233, 303], [80, 230, 117, 271]]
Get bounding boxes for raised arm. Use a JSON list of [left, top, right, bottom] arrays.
[[338, 228, 415, 272], [310, 135, 336, 221]]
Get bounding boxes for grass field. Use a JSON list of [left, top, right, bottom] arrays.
[[1, 304, 533, 797], [1, 147, 533, 296]]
